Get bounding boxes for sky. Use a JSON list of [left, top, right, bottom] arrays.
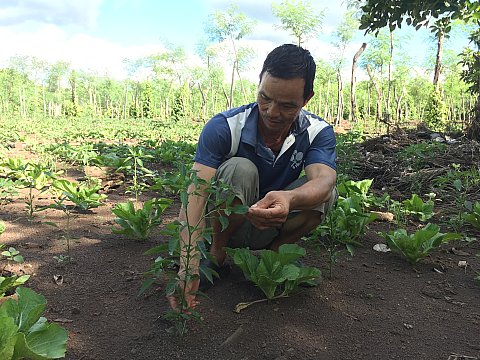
[[0, 0, 473, 82]]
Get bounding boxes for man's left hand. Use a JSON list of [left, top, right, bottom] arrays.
[[247, 191, 291, 230]]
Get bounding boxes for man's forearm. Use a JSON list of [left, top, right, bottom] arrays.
[[286, 176, 335, 211], [178, 188, 208, 276]]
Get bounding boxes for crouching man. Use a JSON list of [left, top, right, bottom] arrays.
[[168, 44, 337, 311]]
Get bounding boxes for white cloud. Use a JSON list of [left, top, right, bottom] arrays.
[[0, 0, 103, 28], [0, 24, 168, 79]]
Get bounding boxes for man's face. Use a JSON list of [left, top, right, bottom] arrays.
[[257, 72, 309, 134]]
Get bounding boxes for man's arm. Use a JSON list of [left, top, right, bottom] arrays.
[[248, 163, 336, 229], [287, 163, 337, 210], [168, 162, 216, 311]]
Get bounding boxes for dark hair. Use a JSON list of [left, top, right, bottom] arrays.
[[259, 44, 316, 101]]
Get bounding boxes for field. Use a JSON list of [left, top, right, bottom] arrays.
[[1, 116, 479, 360]]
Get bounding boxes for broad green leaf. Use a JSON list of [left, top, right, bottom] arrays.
[[0, 316, 18, 360], [277, 244, 305, 265], [225, 248, 259, 281], [13, 323, 68, 360]]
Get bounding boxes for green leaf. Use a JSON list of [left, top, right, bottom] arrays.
[[0, 316, 18, 360], [225, 248, 259, 281], [277, 244, 305, 265], [13, 323, 68, 360]]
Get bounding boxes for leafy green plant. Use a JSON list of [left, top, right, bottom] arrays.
[[52, 179, 107, 211], [0, 221, 5, 235], [19, 163, 54, 220], [1, 246, 30, 298], [433, 165, 480, 232], [381, 223, 461, 264], [112, 198, 172, 241], [402, 194, 434, 221], [337, 178, 373, 209], [117, 146, 154, 200], [464, 201, 480, 228], [311, 196, 377, 278], [0, 178, 19, 204], [398, 141, 447, 172], [225, 244, 320, 311], [143, 163, 248, 336], [0, 287, 68, 359]]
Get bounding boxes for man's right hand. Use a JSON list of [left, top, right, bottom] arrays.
[[167, 276, 200, 312]]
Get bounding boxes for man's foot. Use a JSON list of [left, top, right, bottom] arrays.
[[198, 259, 231, 292]]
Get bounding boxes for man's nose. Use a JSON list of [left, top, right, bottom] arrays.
[[267, 102, 280, 118]]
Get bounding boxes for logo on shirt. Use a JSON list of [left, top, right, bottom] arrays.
[[290, 150, 303, 169]]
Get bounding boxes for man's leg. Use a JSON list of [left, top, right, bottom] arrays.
[[268, 210, 323, 251], [208, 157, 259, 265]]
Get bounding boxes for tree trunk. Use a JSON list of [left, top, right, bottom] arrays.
[[366, 64, 382, 126], [324, 79, 331, 120], [123, 84, 128, 119], [433, 30, 444, 91], [229, 61, 235, 108], [350, 43, 367, 123], [386, 31, 394, 128], [336, 71, 343, 126]]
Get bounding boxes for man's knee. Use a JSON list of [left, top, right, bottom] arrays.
[[215, 157, 259, 206]]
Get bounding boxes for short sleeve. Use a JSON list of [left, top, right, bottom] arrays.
[[193, 114, 232, 169], [304, 125, 337, 170]]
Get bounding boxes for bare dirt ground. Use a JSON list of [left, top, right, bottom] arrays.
[[1, 132, 480, 360]]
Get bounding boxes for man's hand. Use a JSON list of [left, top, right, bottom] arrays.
[[247, 191, 292, 230], [167, 276, 200, 312]]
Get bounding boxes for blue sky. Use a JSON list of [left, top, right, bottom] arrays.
[[0, 0, 472, 81]]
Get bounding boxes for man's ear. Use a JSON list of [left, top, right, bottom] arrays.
[[304, 91, 314, 106]]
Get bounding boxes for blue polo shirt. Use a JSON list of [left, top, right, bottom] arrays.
[[194, 102, 336, 197]]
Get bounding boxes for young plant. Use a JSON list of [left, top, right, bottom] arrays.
[[402, 193, 434, 221], [0, 246, 30, 298], [0, 178, 19, 204], [0, 287, 68, 359], [143, 163, 247, 336], [381, 223, 461, 264], [337, 178, 374, 209], [112, 198, 172, 241], [312, 195, 377, 278], [52, 179, 107, 211], [118, 146, 154, 200], [225, 244, 321, 312], [464, 201, 480, 229], [20, 163, 54, 220], [48, 195, 75, 262]]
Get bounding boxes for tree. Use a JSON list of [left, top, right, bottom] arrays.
[[205, 4, 256, 108], [272, 0, 324, 46], [351, 43, 367, 122], [359, 0, 480, 135], [359, 0, 479, 34], [331, 11, 357, 125], [459, 28, 480, 138]]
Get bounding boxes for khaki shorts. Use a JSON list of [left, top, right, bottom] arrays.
[[214, 157, 337, 250]]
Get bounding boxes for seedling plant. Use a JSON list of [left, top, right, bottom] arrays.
[[312, 194, 377, 278], [381, 223, 461, 264], [225, 244, 321, 312], [112, 198, 172, 241], [143, 163, 247, 336], [402, 193, 435, 222], [0, 246, 30, 298], [52, 179, 107, 211]]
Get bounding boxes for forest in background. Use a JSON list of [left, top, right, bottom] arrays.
[[0, 0, 479, 136]]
